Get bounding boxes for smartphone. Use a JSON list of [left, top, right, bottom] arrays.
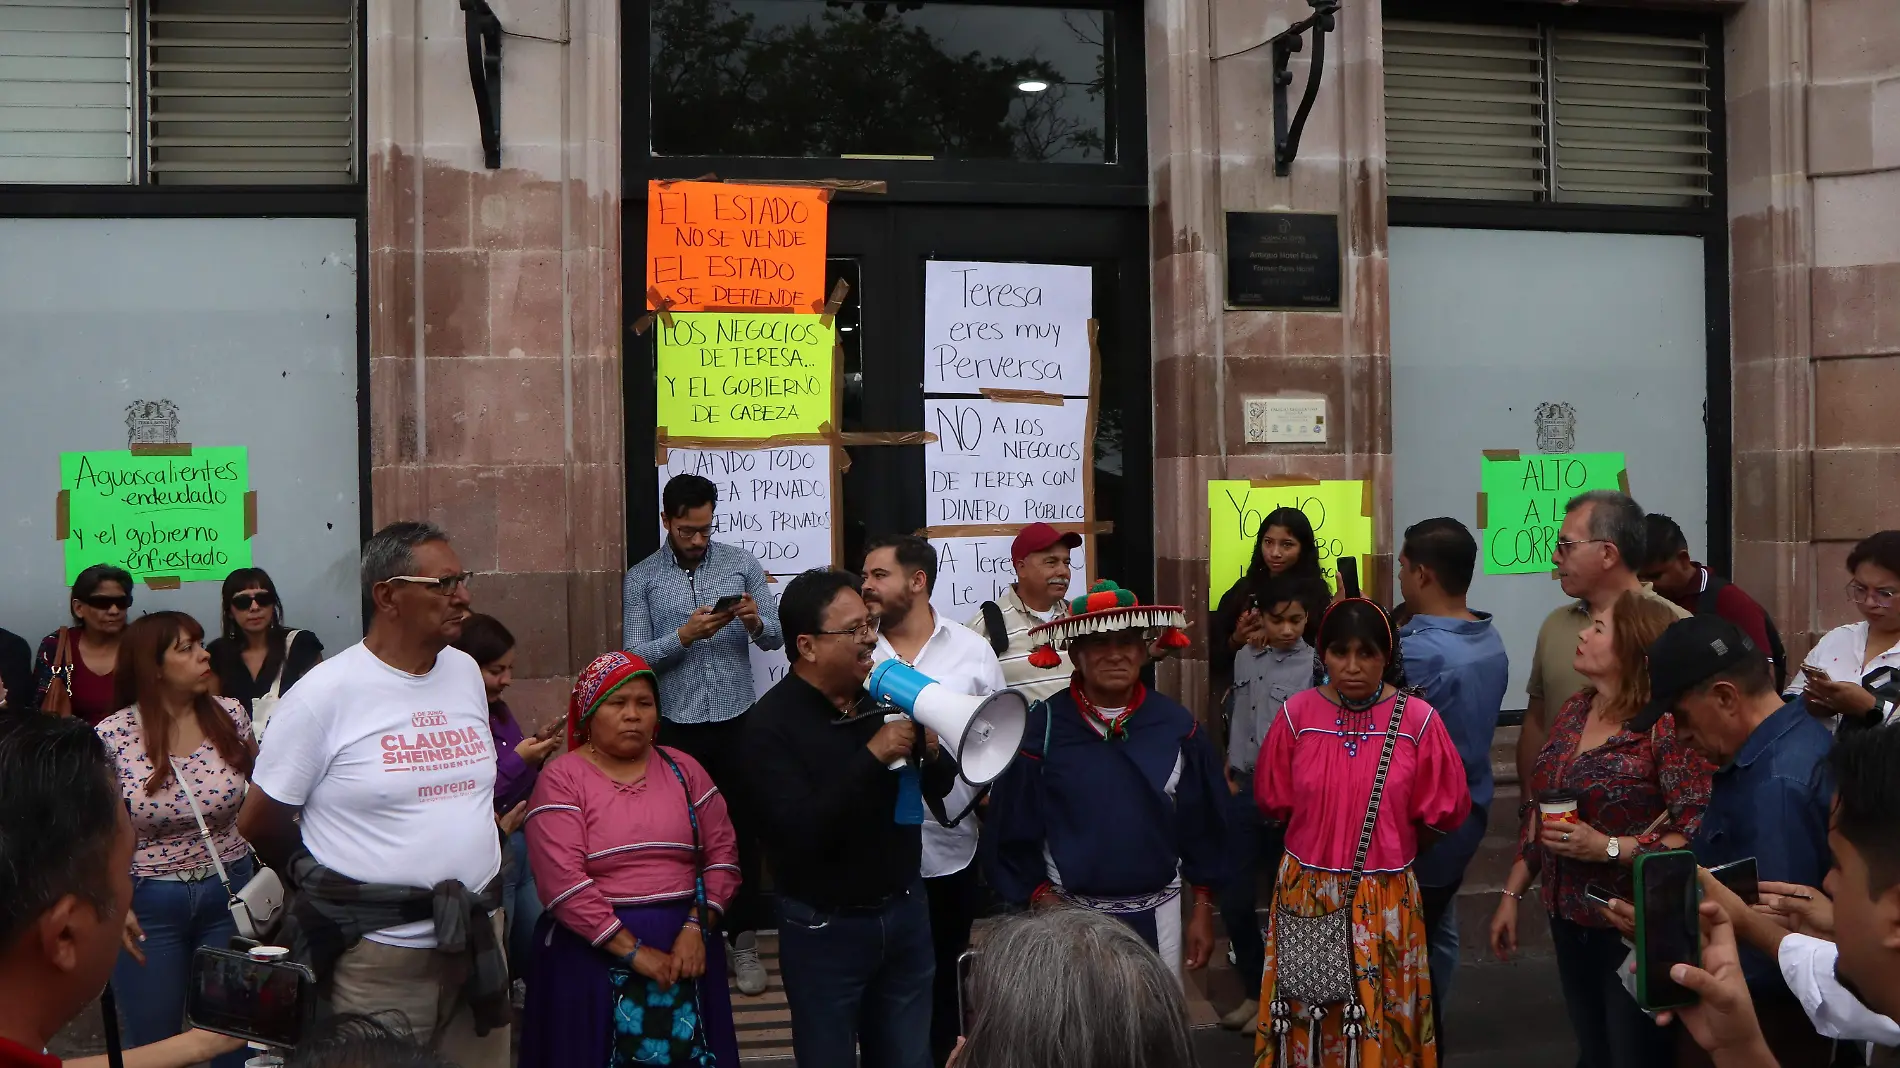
[[1336, 557, 1361, 599], [711, 593, 745, 614], [1709, 857, 1761, 906], [956, 949, 978, 1036], [1633, 850, 1702, 1012], [1583, 883, 1618, 911], [1802, 663, 1833, 683], [186, 947, 315, 1049]]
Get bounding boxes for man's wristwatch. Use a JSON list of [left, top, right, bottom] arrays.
[[1605, 835, 1622, 862]]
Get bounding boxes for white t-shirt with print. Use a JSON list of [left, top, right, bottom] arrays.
[[251, 641, 502, 948]]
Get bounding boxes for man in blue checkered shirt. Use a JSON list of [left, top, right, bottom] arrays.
[[623, 472, 783, 995]]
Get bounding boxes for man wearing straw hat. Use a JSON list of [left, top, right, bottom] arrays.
[[981, 579, 1227, 977]]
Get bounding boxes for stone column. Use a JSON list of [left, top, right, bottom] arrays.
[[366, 0, 624, 729]]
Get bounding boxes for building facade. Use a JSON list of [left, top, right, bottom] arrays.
[[1, 0, 1893, 727]]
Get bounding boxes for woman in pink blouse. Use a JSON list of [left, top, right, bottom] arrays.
[[1253, 599, 1471, 1068], [97, 612, 258, 1068], [521, 652, 741, 1068]]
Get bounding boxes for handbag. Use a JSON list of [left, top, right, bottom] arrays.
[[173, 758, 285, 942], [608, 749, 715, 1068], [1265, 693, 1409, 1066], [249, 629, 301, 741], [41, 627, 74, 716]]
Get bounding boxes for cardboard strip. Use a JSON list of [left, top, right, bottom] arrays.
[[749, 179, 889, 195], [130, 443, 192, 457], [1249, 476, 1321, 488], [1476, 492, 1489, 530], [1361, 479, 1374, 518], [1481, 448, 1520, 461], [918, 521, 1115, 539], [55, 490, 70, 540], [145, 576, 182, 591], [244, 491, 258, 539], [979, 388, 1065, 406], [633, 286, 676, 335], [1617, 468, 1630, 494], [654, 172, 721, 187], [817, 278, 852, 326]]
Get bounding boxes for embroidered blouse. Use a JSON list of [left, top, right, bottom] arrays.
[[96, 697, 254, 877], [1518, 688, 1712, 927], [1256, 688, 1471, 873], [525, 746, 740, 947]]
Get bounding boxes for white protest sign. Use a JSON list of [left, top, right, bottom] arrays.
[[924, 261, 1093, 396], [925, 398, 1089, 527], [657, 446, 833, 573], [929, 536, 1089, 626], [749, 642, 794, 700]]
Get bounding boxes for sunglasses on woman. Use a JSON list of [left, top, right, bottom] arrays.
[[81, 594, 133, 611], [230, 592, 278, 610]]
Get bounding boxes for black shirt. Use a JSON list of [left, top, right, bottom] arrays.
[[0, 628, 32, 712], [739, 671, 956, 910], [207, 628, 325, 712]]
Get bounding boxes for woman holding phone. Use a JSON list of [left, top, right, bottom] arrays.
[[1488, 591, 1710, 1068], [1789, 530, 1900, 727]]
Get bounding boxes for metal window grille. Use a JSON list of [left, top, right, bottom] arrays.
[[0, 0, 133, 183], [145, 0, 355, 185], [1550, 29, 1712, 207], [1385, 21, 1545, 202]]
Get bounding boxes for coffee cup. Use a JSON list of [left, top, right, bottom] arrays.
[[1538, 795, 1580, 824]]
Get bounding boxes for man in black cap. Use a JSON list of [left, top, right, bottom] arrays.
[[1636, 615, 1835, 1064]]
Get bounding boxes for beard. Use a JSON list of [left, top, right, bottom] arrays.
[[871, 590, 915, 630]]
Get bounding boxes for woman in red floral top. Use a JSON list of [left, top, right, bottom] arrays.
[[1487, 591, 1711, 1068]]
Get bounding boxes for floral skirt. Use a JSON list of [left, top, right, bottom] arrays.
[[1254, 856, 1437, 1068]]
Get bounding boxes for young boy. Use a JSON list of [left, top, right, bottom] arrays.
[[1216, 573, 1326, 1032]]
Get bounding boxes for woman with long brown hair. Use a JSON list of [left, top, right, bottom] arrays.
[[96, 611, 258, 1068], [1488, 591, 1711, 1068]]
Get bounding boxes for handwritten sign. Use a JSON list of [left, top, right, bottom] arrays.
[[657, 446, 833, 572], [925, 398, 1088, 527], [1479, 452, 1627, 575], [1206, 480, 1371, 609], [61, 448, 251, 584], [923, 261, 1093, 395], [647, 180, 828, 313], [929, 535, 1089, 626], [655, 313, 835, 438]]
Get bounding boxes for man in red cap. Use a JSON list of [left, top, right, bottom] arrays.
[[964, 522, 1085, 704]]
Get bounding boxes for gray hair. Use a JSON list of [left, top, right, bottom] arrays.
[[361, 520, 451, 597], [958, 907, 1196, 1068], [1566, 490, 1646, 571]]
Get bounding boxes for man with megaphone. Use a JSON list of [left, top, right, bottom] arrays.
[[860, 535, 1012, 1068], [982, 579, 1230, 979]]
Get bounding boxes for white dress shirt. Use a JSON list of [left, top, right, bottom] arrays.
[[874, 609, 1007, 878], [1778, 933, 1900, 1045]]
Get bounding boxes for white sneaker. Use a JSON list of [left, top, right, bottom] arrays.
[[1220, 998, 1260, 1032], [731, 931, 768, 996]]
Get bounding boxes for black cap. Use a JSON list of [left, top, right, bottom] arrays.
[[1632, 615, 1763, 732]]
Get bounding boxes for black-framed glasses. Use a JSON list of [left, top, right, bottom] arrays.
[[230, 592, 278, 611], [81, 594, 132, 611], [816, 621, 877, 640], [1552, 538, 1612, 558], [386, 573, 473, 595]]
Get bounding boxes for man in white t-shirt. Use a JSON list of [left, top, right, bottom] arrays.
[[238, 521, 507, 1068], [862, 534, 1007, 1067]]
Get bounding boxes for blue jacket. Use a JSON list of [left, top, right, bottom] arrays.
[[1400, 612, 1509, 888]]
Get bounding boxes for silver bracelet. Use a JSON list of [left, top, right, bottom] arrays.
[[1499, 888, 1525, 901]]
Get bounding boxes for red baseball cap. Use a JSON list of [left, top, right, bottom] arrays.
[[1011, 522, 1083, 562]]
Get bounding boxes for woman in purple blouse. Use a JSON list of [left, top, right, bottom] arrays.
[[453, 614, 559, 988]]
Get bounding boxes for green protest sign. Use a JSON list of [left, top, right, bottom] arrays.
[[60, 448, 252, 584], [1479, 452, 1627, 576]]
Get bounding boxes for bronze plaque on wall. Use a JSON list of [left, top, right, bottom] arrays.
[[1224, 211, 1341, 311]]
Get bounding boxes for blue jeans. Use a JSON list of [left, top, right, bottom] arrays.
[[1216, 773, 1284, 991], [502, 829, 543, 981], [776, 883, 934, 1068], [112, 855, 255, 1068]]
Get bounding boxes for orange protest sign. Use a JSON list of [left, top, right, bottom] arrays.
[[646, 181, 829, 313]]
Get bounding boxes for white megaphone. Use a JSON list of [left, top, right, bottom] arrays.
[[867, 659, 1029, 787]]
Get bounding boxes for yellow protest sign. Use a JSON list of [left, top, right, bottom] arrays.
[[1207, 480, 1372, 609], [655, 312, 835, 438]]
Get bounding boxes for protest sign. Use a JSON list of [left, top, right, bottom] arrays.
[[1478, 451, 1628, 575], [61, 447, 251, 584], [656, 445, 834, 573], [923, 261, 1093, 396], [1206, 480, 1372, 609], [924, 398, 1088, 527], [646, 181, 829, 313], [655, 312, 835, 438], [929, 535, 1089, 626]]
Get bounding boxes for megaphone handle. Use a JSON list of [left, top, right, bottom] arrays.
[[884, 712, 909, 771]]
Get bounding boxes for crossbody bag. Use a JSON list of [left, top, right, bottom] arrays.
[[249, 629, 302, 740], [1266, 692, 1408, 1064], [174, 757, 286, 942], [608, 749, 717, 1068]]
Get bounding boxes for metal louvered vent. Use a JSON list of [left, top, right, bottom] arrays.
[[145, 0, 355, 185], [0, 0, 132, 183], [1550, 30, 1711, 207], [1385, 21, 1544, 202]]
